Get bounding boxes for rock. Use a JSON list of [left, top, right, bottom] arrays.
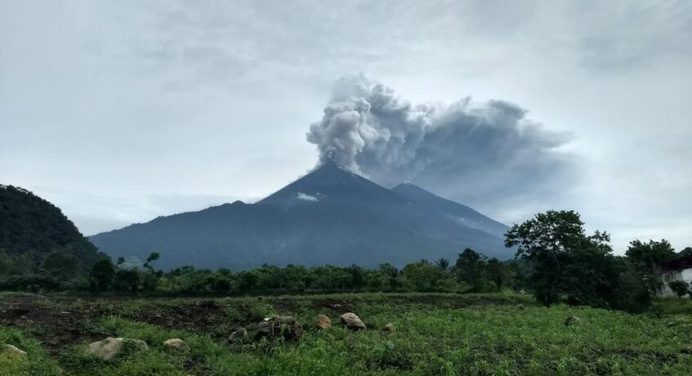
[[315, 314, 331, 330], [564, 316, 581, 326], [163, 338, 190, 352], [255, 316, 303, 341], [3, 344, 27, 357], [516, 304, 526, 310], [382, 323, 395, 333], [87, 337, 148, 360], [340, 312, 366, 330], [228, 328, 248, 343]]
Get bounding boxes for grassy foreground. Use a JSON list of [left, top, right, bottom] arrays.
[[1, 293, 690, 375]]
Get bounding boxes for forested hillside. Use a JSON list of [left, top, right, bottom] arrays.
[[0, 185, 105, 289]]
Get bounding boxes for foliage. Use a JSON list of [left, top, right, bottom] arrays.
[[626, 239, 677, 295], [1, 293, 690, 375], [89, 259, 116, 292], [0, 185, 107, 288], [0, 326, 61, 376], [505, 210, 656, 312], [668, 280, 690, 298]]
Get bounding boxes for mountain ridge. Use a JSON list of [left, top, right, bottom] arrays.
[[90, 163, 511, 270]]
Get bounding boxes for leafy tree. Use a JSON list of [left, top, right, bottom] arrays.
[[143, 252, 160, 272], [89, 259, 116, 292], [668, 280, 690, 298], [403, 261, 445, 291], [607, 258, 653, 313], [40, 251, 79, 282], [0, 249, 34, 275], [679, 247, 692, 258], [506, 210, 615, 306], [486, 258, 512, 291], [455, 248, 488, 292], [626, 239, 676, 271], [114, 269, 140, 293], [625, 239, 676, 294]]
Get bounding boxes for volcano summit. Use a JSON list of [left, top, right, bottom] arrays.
[[90, 162, 511, 270]]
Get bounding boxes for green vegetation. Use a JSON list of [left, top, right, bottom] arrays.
[[0, 185, 107, 291], [1, 293, 690, 375], [668, 280, 690, 298], [0, 326, 61, 376]]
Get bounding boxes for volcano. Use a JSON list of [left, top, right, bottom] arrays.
[[90, 162, 511, 270]]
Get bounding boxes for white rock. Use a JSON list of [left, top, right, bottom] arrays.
[[3, 344, 27, 357], [163, 338, 190, 352], [87, 337, 148, 360], [340, 312, 366, 330]]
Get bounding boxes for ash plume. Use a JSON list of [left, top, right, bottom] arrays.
[[307, 74, 577, 214]]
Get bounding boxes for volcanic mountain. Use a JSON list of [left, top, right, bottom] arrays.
[[90, 162, 511, 270]]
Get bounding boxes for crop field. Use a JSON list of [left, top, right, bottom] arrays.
[[0, 293, 690, 376]]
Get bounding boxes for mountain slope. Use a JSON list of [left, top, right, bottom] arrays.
[[0, 184, 104, 272], [392, 183, 508, 238], [90, 164, 511, 270]]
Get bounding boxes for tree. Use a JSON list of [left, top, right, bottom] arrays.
[[40, 251, 79, 282], [403, 261, 444, 291], [625, 239, 676, 294], [114, 269, 140, 293], [454, 248, 488, 292], [626, 240, 676, 271], [505, 210, 602, 306], [143, 252, 160, 272], [435, 258, 450, 272], [486, 258, 512, 291], [679, 247, 692, 258], [668, 280, 690, 298], [89, 259, 116, 292]]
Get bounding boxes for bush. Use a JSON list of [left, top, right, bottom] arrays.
[[668, 280, 690, 298]]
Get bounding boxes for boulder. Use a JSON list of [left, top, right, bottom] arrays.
[[228, 328, 248, 343], [564, 316, 581, 326], [3, 344, 27, 358], [340, 312, 366, 330], [315, 314, 331, 330], [87, 337, 148, 360], [382, 323, 395, 333], [256, 316, 303, 341], [163, 338, 190, 352]]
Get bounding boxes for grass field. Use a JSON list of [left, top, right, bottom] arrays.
[[1, 293, 690, 375]]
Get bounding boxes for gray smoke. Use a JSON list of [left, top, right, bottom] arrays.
[[307, 74, 576, 215]]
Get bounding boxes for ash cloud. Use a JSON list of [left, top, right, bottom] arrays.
[[307, 74, 577, 216]]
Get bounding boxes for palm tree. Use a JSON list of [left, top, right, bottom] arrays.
[[435, 257, 450, 272]]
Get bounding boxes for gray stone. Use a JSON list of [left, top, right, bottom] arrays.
[[256, 316, 303, 341]]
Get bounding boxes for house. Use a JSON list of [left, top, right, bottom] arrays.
[[659, 253, 692, 296]]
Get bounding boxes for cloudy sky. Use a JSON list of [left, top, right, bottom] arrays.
[[1, 0, 691, 252]]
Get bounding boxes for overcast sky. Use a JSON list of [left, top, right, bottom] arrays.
[[1, 0, 691, 253]]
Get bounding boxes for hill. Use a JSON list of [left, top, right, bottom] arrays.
[[0, 185, 104, 276], [90, 162, 511, 270]]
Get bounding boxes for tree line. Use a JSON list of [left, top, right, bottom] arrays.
[[1, 210, 690, 313]]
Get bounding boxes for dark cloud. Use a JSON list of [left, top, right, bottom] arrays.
[[307, 75, 577, 211]]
